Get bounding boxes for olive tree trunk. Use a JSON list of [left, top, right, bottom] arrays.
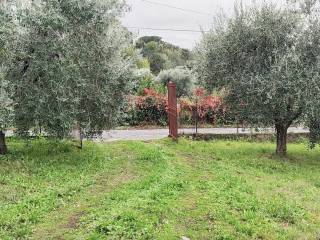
[[0, 131, 8, 155], [275, 124, 288, 156]]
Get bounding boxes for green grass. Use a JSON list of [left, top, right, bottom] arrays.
[[0, 138, 320, 239]]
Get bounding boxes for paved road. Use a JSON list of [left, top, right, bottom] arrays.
[[5, 127, 309, 142], [100, 127, 309, 142]]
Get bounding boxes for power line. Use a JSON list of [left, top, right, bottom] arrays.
[[141, 0, 214, 17], [127, 26, 209, 33]]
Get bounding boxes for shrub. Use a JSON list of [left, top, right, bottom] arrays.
[[121, 88, 225, 127], [132, 69, 165, 96], [180, 88, 225, 125], [124, 89, 168, 126], [157, 67, 194, 98]]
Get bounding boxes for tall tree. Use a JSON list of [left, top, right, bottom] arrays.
[[0, 5, 15, 154], [298, 0, 320, 148], [7, 0, 134, 144], [195, 2, 320, 155]]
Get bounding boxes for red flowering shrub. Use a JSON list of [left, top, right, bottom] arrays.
[[123, 88, 225, 126], [125, 89, 168, 126], [135, 88, 168, 112], [180, 88, 224, 125]]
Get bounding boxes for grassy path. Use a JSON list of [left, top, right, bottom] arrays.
[[0, 139, 319, 239]]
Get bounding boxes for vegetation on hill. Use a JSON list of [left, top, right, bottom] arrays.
[[136, 36, 192, 75]]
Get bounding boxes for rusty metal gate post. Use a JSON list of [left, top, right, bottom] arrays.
[[167, 81, 178, 139]]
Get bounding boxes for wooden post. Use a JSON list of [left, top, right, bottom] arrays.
[[195, 98, 198, 135], [167, 81, 178, 139]]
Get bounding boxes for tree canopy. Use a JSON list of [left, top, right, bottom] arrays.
[[0, 0, 135, 153], [0, 5, 15, 154], [195, 1, 320, 155], [157, 67, 194, 98]]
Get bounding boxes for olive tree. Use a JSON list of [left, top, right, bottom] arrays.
[[7, 0, 134, 145], [299, 0, 320, 148], [157, 66, 194, 97], [0, 6, 15, 154], [195, 2, 320, 155]]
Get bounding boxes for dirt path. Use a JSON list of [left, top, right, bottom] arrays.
[[32, 161, 138, 240]]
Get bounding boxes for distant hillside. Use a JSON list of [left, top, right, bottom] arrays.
[[136, 36, 192, 75]]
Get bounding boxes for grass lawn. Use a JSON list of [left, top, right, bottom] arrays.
[[0, 138, 320, 239]]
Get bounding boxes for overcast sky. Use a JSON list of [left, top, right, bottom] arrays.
[[121, 0, 283, 49]]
